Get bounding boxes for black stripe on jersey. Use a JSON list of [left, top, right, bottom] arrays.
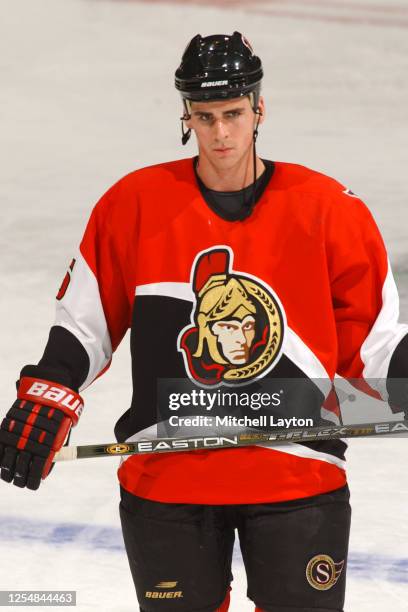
[[33, 325, 90, 391], [115, 295, 191, 441], [299, 440, 347, 461], [386, 332, 408, 415]]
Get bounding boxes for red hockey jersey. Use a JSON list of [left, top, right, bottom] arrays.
[[50, 157, 408, 504]]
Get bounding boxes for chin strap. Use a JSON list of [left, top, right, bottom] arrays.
[[240, 107, 262, 221]]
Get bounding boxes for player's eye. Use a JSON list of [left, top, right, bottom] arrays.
[[197, 114, 212, 122]]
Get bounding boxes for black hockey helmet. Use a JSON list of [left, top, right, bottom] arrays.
[[175, 31, 263, 110]]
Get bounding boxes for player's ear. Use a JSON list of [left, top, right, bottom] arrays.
[[256, 96, 265, 124]]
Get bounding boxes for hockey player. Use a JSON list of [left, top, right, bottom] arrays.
[[1, 31, 408, 612]]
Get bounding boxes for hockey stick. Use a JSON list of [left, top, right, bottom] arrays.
[[54, 418, 408, 461]]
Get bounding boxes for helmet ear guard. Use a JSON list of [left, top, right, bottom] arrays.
[[180, 99, 192, 145], [249, 90, 261, 114], [181, 122, 192, 146], [252, 94, 263, 142]]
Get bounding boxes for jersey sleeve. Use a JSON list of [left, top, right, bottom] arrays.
[[326, 187, 408, 404], [42, 180, 134, 392]]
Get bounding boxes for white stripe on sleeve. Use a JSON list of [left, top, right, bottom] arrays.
[[55, 250, 112, 391], [361, 261, 408, 398]]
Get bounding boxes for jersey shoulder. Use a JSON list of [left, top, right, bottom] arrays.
[[272, 161, 349, 196], [118, 157, 194, 191], [271, 160, 371, 220], [90, 157, 195, 219]]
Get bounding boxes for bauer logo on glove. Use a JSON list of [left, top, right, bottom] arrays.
[[18, 378, 84, 422]]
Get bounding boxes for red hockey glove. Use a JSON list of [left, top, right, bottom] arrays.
[[0, 376, 84, 490]]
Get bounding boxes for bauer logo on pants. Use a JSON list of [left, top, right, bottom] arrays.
[[178, 246, 285, 386], [145, 584, 183, 599], [306, 554, 345, 590]]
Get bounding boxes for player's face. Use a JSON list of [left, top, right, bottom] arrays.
[[186, 96, 265, 170]]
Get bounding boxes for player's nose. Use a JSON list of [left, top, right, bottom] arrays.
[[213, 119, 229, 140]]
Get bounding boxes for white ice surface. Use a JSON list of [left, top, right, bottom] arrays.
[[1, 0, 408, 610]]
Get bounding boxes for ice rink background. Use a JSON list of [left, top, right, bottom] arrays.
[[1, 0, 408, 609]]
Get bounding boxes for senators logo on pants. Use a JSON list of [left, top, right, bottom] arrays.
[[306, 555, 345, 590], [178, 247, 285, 386]]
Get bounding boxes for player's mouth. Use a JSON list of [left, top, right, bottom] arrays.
[[213, 147, 234, 154]]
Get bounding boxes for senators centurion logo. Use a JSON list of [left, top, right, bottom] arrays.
[[306, 555, 345, 591], [178, 247, 285, 386]]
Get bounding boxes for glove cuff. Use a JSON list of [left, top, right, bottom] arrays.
[[18, 364, 77, 391], [17, 377, 84, 425]]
